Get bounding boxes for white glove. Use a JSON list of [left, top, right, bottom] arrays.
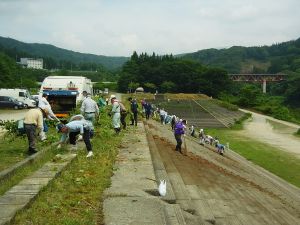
[[57, 144, 61, 149]]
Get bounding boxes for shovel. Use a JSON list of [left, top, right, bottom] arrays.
[[183, 135, 187, 156]]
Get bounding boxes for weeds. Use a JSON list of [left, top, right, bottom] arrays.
[[12, 106, 123, 225]]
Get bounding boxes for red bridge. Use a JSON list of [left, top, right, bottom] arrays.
[[229, 74, 287, 93]]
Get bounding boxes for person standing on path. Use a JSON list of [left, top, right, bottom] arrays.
[[80, 93, 99, 130], [144, 101, 152, 120], [56, 120, 94, 158], [119, 101, 127, 130], [24, 107, 49, 155], [174, 119, 187, 154], [110, 96, 121, 133], [129, 97, 138, 126]]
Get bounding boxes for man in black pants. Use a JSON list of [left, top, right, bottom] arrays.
[[57, 120, 94, 158], [24, 107, 49, 154], [128, 97, 138, 126], [174, 119, 187, 153]]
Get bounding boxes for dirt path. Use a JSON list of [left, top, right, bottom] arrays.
[[145, 120, 300, 225], [239, 109, 300, 157]]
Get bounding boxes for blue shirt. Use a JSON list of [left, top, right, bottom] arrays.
[[60, 120, 91, 142]]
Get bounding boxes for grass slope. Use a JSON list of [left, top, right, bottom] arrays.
[[206, 128, 300, 188]]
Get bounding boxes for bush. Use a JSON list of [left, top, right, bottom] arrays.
[[272, 106, 293, 121], [213, 99, 239, 111], [0, 120, 18, 135]]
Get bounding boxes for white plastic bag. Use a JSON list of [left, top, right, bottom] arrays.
[[158, 180, 167, 196]]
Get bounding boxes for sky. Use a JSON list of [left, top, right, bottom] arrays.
[[0, 0, 300, 57]]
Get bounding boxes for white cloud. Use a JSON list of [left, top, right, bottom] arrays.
[[51, 32, 84, 50], [0, 0, 299, 56]]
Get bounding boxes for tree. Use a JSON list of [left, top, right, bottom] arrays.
[[144, 82, 157, 93], [238, 85, 261, 107], [200, 68, 231, 97], [128, 82, 140, 93], [0, 52, 17, 88], [161, 81, 176, 93], [285, 75, 300, 107]]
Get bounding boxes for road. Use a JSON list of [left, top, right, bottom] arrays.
[[145, 120, 300, 225], [0, 109, 29, 121], [0, 109, 29, 135]]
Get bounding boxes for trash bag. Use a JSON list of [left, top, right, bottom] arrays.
[[158, 180, 167, 196], [17, 119, 25, 135]]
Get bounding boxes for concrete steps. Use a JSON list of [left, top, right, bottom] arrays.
[[0, 153, 77, 225], [196, 99, 246, 127]]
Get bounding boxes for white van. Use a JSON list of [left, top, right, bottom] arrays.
[[40, 76, 93, 118], [0, 88, 36, 108]]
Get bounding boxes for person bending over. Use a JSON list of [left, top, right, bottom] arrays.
[[56, 120, 94, 158]]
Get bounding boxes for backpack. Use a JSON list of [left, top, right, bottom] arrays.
[[119, 102, 126, 112], [131, 101, 138, 113]]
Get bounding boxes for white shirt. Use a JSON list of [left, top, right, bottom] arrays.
[[80, 97, 99, 114], [38, 96, 56, 119]]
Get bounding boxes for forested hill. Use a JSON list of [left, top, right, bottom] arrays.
[[181, 37, 300, 74], [0, 36, 129, 70]]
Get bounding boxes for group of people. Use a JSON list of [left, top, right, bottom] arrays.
[[23, 92, 226, 158], [153, 109, 188, 154], [108, 96, 141, 134], [155, 109, 226, 156], [199, 129, 226, 155], [23, 91, 99, 158]]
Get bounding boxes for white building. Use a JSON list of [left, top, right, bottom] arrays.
[[19, 58, 43, 69]]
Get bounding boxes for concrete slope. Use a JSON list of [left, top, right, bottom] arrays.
[[103, 123, 187, 225], [145, 120, 300, 225]]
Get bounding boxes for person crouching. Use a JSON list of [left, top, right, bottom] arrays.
[[56, 120, 94, 158]]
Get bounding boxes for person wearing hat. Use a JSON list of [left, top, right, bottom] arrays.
[[56, 120, 94, 158], [24, 107, 49, 154], [110, 96, 121, 134], [199, 128, 205, 145]]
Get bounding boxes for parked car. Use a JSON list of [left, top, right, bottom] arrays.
[[0, 88, 36, 108], [0, 96, 24, 109], [31, 94, 39, 106]]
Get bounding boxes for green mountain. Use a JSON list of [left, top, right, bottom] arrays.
[[0, 36, 128, 70], [181, 37, 300, 74]]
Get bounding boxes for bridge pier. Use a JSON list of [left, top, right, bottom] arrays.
[[229, 74, 286, 94], [262, 79, 267, 93]]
